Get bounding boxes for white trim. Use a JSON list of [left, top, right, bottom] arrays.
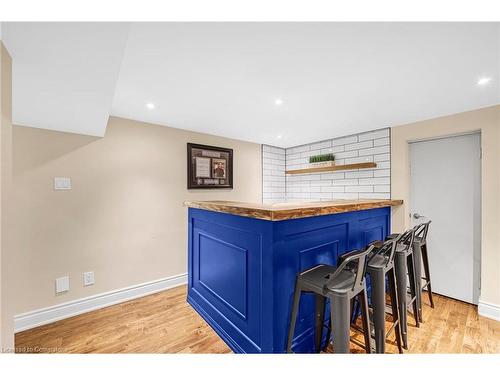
[[14, 273, 187, 333], [478, 300, 500, 321]]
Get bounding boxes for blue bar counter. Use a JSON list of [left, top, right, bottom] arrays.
[[184, 199, 402, 353]]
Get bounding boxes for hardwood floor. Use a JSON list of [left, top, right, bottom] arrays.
[[15, 285, 500, 354]]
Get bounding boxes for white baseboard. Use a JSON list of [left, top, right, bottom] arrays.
[[14, 273, 187, 333], [478, 300, 500, 321]]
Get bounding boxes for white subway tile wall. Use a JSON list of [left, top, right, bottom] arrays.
[[285, 128, 390, 201], [262, 145, 286, 203], [262, 128, 391, 203]]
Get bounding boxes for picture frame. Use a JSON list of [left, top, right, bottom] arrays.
[[187, 143, 233, 189]]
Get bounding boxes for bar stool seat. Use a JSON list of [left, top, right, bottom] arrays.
[[300, 265, 357, 294], [366, 253, 388, 268], [396, 243, 407, 252]]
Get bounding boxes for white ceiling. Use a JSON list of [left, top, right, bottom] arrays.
[[3, 22, 500, 147], [2, 22, 130, 137]]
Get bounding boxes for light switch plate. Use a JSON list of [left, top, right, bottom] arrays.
[[83, 271, 95, 286], [55, 276, 70, 294], [54, 177, 71, 190]]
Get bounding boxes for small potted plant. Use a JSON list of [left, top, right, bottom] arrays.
[[308, 153, 335, 168]]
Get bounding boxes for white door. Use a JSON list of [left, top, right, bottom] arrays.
[[410, 133, 481, 304]]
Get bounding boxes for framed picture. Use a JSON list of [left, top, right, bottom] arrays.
[[187, 143, 233, 189]]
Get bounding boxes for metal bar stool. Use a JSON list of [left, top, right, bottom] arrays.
[[338, 239, 403, 353], [365, 238, 403, 354], [391, 222, 434, 323], [286, 246, 374, 354], [392, 228, 420, 350], [414, 221, 434, 310]]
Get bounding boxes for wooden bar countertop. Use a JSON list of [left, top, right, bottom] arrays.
[[184, 199, 403, 221]]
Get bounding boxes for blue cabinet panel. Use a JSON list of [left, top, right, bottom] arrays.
[[189, 210, 272, 353], [358, 213, 390, 247], [198, 233, 248, 318]]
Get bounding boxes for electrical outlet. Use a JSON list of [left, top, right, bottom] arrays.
[[55, 276, 70, 294], [54, 177, 71, 190], [83, 271, 95, 286]]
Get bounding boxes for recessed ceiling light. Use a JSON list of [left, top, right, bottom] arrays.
[[146, 102, 155, 110], [477, 77, 491, 86], [274, 98, 284, 106], [277, 134, 283, 139]]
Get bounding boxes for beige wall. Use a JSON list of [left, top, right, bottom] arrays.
[[8, 117, 262, 318], [1, 41, 14, 350], [391, 105, 500, 307]]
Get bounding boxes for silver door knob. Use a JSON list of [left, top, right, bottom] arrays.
[[413, 213, 423, 219]]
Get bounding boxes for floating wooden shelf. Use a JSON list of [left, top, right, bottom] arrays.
[[285, 162, 377, 175]]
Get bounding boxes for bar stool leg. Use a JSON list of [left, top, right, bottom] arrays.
[[369, 269, 386, 353], [324, 313, 332, 352], [407, 253, 420, 327], [412, 242, 423, 322], [330, 294, 351, 353], [394, 252, 409, 349], [350, 298, 356, 323], [286, 280, 302, 353], [351, 299, 361, 323], [359, 289, 372, 354], [315, 295, 326, 353], [388, 268, 403, 354], [421, 244, 435, 308]]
